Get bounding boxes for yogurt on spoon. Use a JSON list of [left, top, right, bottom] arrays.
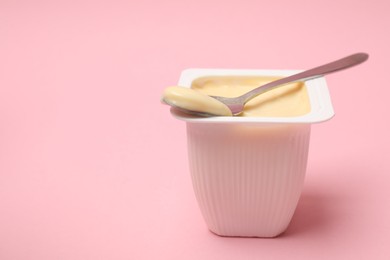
[[162, 86, 233, 116]]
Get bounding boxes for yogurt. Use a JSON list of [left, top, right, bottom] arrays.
[[163, 76, 310, 117], [165, 69, 334, 237]]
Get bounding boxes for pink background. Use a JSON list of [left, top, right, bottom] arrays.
[[1, 0, 389, 259]]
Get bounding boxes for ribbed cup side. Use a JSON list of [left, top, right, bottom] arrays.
[[187, 123, 311, 237]]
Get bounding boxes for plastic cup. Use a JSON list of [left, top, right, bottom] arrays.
[[170, 69, 334, 237]]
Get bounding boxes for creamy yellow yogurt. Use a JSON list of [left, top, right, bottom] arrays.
[[162, 76, 311, 117], [162, 86, 232, 116]]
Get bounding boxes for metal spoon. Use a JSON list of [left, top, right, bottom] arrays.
[[165, 53, 369, 116]]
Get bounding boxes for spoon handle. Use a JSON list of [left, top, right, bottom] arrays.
[[241, 53, 369, 103]]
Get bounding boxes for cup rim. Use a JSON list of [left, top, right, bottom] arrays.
[[170, 69, 334, 124]]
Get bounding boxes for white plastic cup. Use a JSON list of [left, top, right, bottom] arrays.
[[171, 69, 334, 237]]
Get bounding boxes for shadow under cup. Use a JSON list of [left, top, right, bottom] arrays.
[[171, 69, 334, 238]]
